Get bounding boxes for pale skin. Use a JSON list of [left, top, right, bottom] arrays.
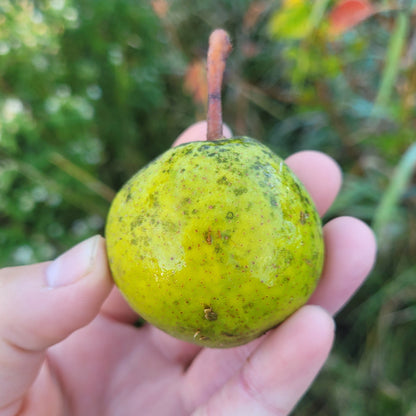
[[0, 121, 377, 416]]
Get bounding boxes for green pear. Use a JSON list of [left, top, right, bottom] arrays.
[[105, 29, 324, 348], [105, 136, 324, 347]]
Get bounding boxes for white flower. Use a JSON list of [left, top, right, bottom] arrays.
[[2, 98, 24, 121]]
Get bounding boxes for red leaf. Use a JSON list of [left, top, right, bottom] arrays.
[[151, 0, 169, 19], [328, 0, 377, 36]]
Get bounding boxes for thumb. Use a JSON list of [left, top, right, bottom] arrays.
[[0, 235, 113, 412]]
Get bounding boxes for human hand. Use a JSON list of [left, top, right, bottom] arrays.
[[0, 122, 376, 416]]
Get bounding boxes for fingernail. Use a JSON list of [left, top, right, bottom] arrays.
[[46, 235, 101, 288]]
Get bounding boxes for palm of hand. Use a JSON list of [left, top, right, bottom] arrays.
[[48, 312, 199, 415], [45, 290, 330, 416]]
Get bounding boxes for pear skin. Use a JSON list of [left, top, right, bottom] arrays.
[[105, 137, 324, 348]]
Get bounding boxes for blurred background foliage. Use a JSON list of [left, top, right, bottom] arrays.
[[0, 0, 415, 414]]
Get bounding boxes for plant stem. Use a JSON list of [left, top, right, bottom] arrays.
[[373, 142, 416, 246], [206, 29, 232, 141], [49, 152, 115, 201], [372, 11, 409, 114]]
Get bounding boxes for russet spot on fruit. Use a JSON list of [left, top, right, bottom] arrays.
[[105, 29, 324, 348]]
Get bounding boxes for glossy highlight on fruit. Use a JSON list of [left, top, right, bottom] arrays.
[[105, 136, 324, 348]]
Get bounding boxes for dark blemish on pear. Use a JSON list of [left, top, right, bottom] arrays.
[[300, 211, 310, 224], [204, 306, 218, 321], [205, 230, 212, 245], [217, 176, 229, 185], [199, 335, 210, 341], [221, 331, 236, 338], [130, 216, 144, 230], [243, 302, 254, 311], [233, 187, 247, 196]]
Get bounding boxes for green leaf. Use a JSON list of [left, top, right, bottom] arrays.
[[372, 11, 410, 113], [373, 142, 416, 246], [269, 1, 313, 40]]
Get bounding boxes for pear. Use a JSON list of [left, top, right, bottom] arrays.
[[105, 30, 324, 348]]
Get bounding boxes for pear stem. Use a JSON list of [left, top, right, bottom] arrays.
[[206, 29, 232, 141]]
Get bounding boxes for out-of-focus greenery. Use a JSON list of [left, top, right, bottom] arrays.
[[0, 0, 415, 414]]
